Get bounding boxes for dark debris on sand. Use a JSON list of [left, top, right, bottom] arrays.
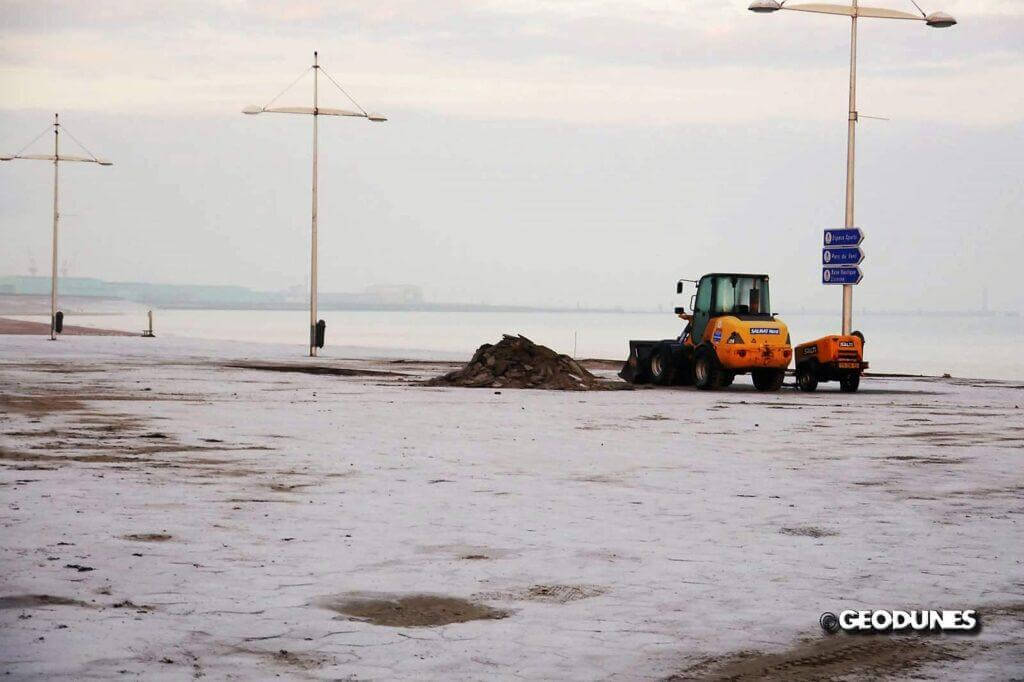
[[427, 335, 628, 391]]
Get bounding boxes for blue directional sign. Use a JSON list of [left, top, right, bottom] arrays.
[[823, 228, 864, 247], [822, 266, 863, 285], [822, 246, 864, 266]]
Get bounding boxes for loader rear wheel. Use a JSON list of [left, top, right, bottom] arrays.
[[796, 364, 818, 392], [649, 344, 677, 386], [840, 373, 861, 393], [752, 369, 785, 392], [693, 347, 722, 391]]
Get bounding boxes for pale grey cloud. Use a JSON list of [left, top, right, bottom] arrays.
[[1, 0, 1021, 124], [1, 1, 1022, 313]]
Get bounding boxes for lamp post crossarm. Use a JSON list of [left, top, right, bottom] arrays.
[[248, 106, 368, 118], [242, 65, 387, 121], [3, 153, 112, 164], [2, 121, 112, 166], [781, 3, 924, 20]]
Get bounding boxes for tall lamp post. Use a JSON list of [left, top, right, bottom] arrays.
[[244, 52, 386, 357], [748, 0, 956, 334], [2, 114, 113, 340]]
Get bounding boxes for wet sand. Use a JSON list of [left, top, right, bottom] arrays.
[[0, 316, 136, 337], [0, 335, 1021, 679]]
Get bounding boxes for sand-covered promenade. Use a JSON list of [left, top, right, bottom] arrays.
[[0, 317, 135, 337], [1, 335, 1021, 679]]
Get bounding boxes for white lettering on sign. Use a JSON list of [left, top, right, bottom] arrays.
[[749, 328, 780, 335]]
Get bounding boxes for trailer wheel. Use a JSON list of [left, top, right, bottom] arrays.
[[649, 344, 677, 386], [796, 364, 818, 392], [752, 369, 785, 391], [840, 373, 860, 393], [693, 347, 722, 390]]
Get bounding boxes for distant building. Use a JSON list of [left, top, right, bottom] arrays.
[[0, 275, 428, 310], [362, 284, 423, 305], [0, 275, 275, 307]]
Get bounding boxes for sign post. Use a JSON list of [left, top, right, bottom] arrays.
[[823, 228, 864, 247], [822, 228, 864, 288], [822, 266, 863, 285], [822, 246, 864, 266]]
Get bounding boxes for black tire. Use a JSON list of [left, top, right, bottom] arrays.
[[752, 369, 785, 392], [649, 344, 677, 386], [693, 346, 722, 391], [840, 372, 861, 393], [720, 372, 735, 388], [675, 355, 695, 386], [796, 364, 818, 392]]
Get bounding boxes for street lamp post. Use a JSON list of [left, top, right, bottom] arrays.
[[244, 52, 386, 357], [2, 114, 113, 340], [748, 0, 955, 335]]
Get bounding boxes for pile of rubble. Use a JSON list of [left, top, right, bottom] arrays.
[[427, 335, 616, 391]]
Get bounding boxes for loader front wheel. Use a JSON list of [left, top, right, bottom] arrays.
[[693, 347, 722, 391], [649, 344, 677, 386]]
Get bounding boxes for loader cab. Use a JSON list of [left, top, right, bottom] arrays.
[[690, 273, 772, 342]]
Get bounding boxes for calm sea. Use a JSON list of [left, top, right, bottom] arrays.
[[7, 308, 1022, 381]]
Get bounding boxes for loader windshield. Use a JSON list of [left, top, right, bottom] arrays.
[[711, 275, 770, 316]]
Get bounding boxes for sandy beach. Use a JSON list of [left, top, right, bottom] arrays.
[[0, 333, 1021, 679], [0, 317, 135, 337]]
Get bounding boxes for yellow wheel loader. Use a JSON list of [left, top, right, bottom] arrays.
[[620, 273, 793, 391]]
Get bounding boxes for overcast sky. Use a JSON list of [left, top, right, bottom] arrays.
[[1, 0, 1022, 312]]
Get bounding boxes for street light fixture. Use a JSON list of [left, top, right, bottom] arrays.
[[748, 1, 955, 335], [925, 11, 957, 27], [243, 52, 386, 357], [1, 114, 113, 340]]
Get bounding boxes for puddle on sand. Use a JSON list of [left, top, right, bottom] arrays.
[[667, 634, 964, 681], [318, 593, 508, 627], [476, 583, 606, 603]]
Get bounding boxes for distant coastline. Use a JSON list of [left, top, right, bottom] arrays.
[[0, 275, 1018, 318], [0, 275, 636, 315], [0, 292, 639, 316]]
